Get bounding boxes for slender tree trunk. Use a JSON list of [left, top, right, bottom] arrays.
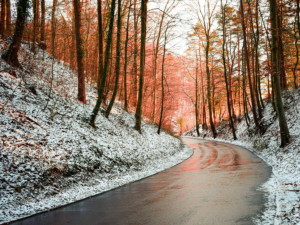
[[90, 0, 116, 127], [97, 0, 104, 89], [212, 67, 216, 124], [134, 0, 148, 132], [0, 0, 6, 36], [51, 0, 57, 57], [293, 2, 299, 89], [297, 0, 300, 35], [246, 0, 263, 119], [278, 2, 287, 90], [240, 0, 262, 133], [132, 0, 138, 106], [152, 6, 166, 122], [269, 0, 290, 147], [254, 0, 264, 109], [237, 34, 242, 116], [2, 0, 29, 68], [5, 0, 10, 35], [105, 0, 122, 118], [199, 52, 207, 130], [195, 51, 200, 136], [205, 37, 217, 138], [123, 0, 131, 111], [40, 0, 46, 49], [221, 0, 237, 140], [36, 0, 40, 42], [70, 16, 76, 69], [158, 28, 167, 135], [73, 0, 86, 103], [31, 0, 37, 53], [293, 34, 299, 89], [242, 43, 250, 127]]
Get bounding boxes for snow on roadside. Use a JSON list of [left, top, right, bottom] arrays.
[[0, 43, 192, 224], [184, 89, 300, 225]]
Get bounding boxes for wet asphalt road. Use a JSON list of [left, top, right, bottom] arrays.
[[11, 137, 271, 225]]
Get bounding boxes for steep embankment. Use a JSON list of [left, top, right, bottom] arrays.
[[185, 90, 300, 225], [0, 42, 192, 223]]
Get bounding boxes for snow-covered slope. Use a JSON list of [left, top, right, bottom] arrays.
[[185, 90, 300, 225], [0, 43, 192, 223]]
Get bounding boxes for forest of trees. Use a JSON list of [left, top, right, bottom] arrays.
[[0, 0, 299, 146], [185, 0, 297, 146]]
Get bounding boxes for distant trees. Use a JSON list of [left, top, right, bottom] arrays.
[[185, 0, 294, 145], [0, 0, 296, 138], [150, 0, 176, 123], [195, 0, 218, 138]]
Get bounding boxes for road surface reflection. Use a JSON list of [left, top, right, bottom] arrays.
[[12, 138, 271, 225]]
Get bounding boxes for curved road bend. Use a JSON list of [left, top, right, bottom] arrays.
[[11, 137, 271, 225]]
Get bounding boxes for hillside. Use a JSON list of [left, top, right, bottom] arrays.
[[0, 43, 192, 223], [185, 89, 300, 225]]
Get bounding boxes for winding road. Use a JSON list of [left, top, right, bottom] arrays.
[[11, 137, 271, 225]]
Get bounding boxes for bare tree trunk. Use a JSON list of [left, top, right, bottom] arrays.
[[31, 0, 37, 53], [0, 0, 6, 36], [293, 1, 299, 89], [90, 0, 116, 127], [221, 0, 237, 140], [254, 0, 264, 110], [73, 0, 86, 103], [242, 42, 250, 127], [237, 34, 242, 116], [240, 0, 262, 133], [246, 0, 263, 119], [123, 0, 131, 111], [205, 37, 217, 138], [293, 34, 299, 89], [212, 66, 216, 124], [70, 16, 76, 69], [158, 28, 168, 135], [269, 0, 290, 147], [2, 0, 29, 68], [152, 3, 166, 122], [39, 0, 46, 49], [35, 0, 40, 43], [97, 0, 104, 89], [297, 0, 300, 35], [105, 0, 122, 118], [132, 0, 138, 106], [278, 2, 287, 90], [5, 0, 10, 35], [195, 51, 200, 136], [134, 0, 148, 132], [200, 53, 207, 130], [51, 0, 57, 57]]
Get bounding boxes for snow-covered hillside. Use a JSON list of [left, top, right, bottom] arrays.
[[185, 90, 300, 225], [0, 43, 192, 223]]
